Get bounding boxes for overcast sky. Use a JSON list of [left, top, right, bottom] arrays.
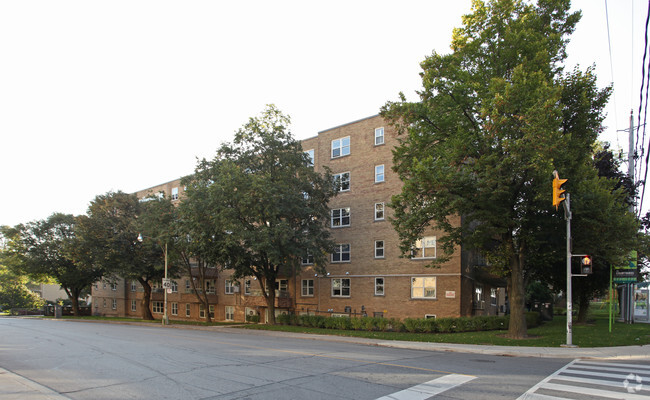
[[0, 0, 646, 227]]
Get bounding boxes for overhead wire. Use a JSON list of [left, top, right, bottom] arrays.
[[636, 0, 650, 217]]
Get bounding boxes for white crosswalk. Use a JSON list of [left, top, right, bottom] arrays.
[[375, 374, 476, 400], [518, 359, 650, 399]]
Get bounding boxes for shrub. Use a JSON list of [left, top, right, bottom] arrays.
[[246, 314, 260, 323], [526, 311, 542, 328], [437, 317, 457, 333]]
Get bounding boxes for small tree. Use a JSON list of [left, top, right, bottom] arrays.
[[183, 105, 337, 324]]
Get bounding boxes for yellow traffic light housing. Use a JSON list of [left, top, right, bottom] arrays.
[[552, 171, 567, 210]]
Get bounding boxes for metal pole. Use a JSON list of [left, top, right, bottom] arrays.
[[163, 242, 168, 325], [565, 194, 575, 347], [609, 264, 612, 333]]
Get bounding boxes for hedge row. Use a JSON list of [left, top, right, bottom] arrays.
[[276, 312, 541, 333]]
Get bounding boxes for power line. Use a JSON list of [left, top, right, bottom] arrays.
[[636, 0, 650, 217]]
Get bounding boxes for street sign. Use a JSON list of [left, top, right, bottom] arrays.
[[162, 278, 171, 289], [614, 269, 637, 283]]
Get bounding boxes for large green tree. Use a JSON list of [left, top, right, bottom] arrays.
[[2, 214, 104, 315], [381, 0, 614, 338], [78, 191, 178, 320], [182, 105, 337, 324]]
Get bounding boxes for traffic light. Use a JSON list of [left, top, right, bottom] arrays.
[[552, 171, 567, 210], [581, 255, 592, 274]]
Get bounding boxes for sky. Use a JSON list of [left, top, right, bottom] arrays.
[[0, 0, 647, 227]]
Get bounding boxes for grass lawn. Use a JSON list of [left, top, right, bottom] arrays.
[[241, 307, 650, 348]]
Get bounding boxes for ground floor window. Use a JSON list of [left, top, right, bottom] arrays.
[[199, 304, 205, 319], [152, 301, 163, 313], [411, 277, 436, 299], [112, 299, 117, 310], [225, 306, 234, 321], [171, 302, 178, 316], [302, 279, 314, 296], [331, 278, 350, 297], [131, 300, 136, 312], [209, 305, 215, 319], [375, 277, 385, 296], [490, 288, 498, 306], [186, 303, 191, 317]]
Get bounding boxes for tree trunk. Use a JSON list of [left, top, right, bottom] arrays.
[[265, 276, 276, 325], [576, 291, 590, 323], [139, 278, 154, 320], [507, 247, 528, 339], [70, 288, 81, 316]]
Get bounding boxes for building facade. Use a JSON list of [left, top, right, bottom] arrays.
[[92, 115, 505, 323]]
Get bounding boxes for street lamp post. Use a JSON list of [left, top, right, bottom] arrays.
[[137, 233, 169, 326]]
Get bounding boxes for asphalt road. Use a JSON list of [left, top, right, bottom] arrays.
[[1, 318, 648, 399]]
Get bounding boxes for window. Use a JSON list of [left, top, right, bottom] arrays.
[[199, 304, 206, 319], [304, 149, 314, 166], [425, 314, 437, 319], [333, 172, 350, 192], [332, 244, 350, 263], [275, 279, 288, 293], [491, 288, 498, 306], [375, 127, 385, 145], [171, 302, 178, 316], [411, 236, 436, 259], [152, 301, 164, 313], [131, 281, 137, 292], [244, 279, 251, 295], [411, 277, 436, 299], [302, 279, 314, 297], [185, 304, 191, 317], [374, 203, 385, 221], [331, 208, 350, 227], [225, 306, 234, 321], [331, 136, 350, 158], [171, 281, 178, 293], [301, 254, 314, 265], [375, 240, 384, 258], [375, 165, 385, 183], [331, 278, 350, 297], [102, 299, 106, 308], [111, 283, 117, 291], [475, 284, 484, 308], [112, 299, 117, 310], [185, 279, 191, 292], [375, 277, 385, 296], [206, 279, 216, 294], [131, 300, 136, 312], [171, 187, 179, 201], [209, 305, 215, 319], [225, 280, 234, 294]]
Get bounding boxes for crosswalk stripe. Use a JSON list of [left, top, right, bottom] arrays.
[[517, 359, 649, 400], [375, 374, 476, 400]]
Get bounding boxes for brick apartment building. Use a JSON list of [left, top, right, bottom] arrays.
[[92, 115, 506, 323]]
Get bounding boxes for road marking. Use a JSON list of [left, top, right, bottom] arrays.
[[375, 374, 476, 400], [517, 359, 650, 400]]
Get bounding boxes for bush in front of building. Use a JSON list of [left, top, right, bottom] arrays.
[[276, 313, 524, 334]]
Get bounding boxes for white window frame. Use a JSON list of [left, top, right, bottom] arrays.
[[411, 277, 437, 299], [374, 202, 385, 221], [331, 136, 350, 158], [185, 303, 191, 317], [411, 236, 437, 259], [171, 280, 178, 293], [199, 304, 206, 319], [244, 279, 251, 295], [375, 165, 385, 183], [331, 278, 350, 297], [491, 288, 498, 306], [112, 299, 117, 310], [206, 279, 216, 294], [301, 254, 314, 265], [209, 305, 215, 319], [131, 281, 137, 292], [171, 187, 179, 201], [304, 149, 314, 166], [171, 302, 178, 316], [375, 127, 385, 145], [331, 207, 350, 228], [111, 283, 117, 291], [302, 279, 314, 297], [131, 299, 136, 312], [225, 280, 234, 295], [375, 277, 385, 296], [375, 240, 385, 259], [332, 244, 351, 263], [152, 301, 164, 313], [333, 172, 351, 192], [225, 306, 234, 321]]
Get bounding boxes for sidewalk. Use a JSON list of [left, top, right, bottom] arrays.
[[2, 320, 649, 400]]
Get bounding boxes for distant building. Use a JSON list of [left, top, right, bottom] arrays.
[[92, 115, 506, 322]]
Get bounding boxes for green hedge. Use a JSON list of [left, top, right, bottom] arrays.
[[275, 313, 527, 333]]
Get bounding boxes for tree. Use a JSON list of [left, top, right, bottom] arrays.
[[78, 191, 178, 320], [182, 105, 337, 324], [381, 0, 610, 338], [1, 214, 103, 315], [0, 229, 45, 311]]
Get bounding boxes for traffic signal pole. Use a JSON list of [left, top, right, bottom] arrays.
[[563, 193, 576, 347]]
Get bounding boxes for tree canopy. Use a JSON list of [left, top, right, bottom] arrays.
[[381, 0, 636, 338], [181, 105, 337, 324]]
